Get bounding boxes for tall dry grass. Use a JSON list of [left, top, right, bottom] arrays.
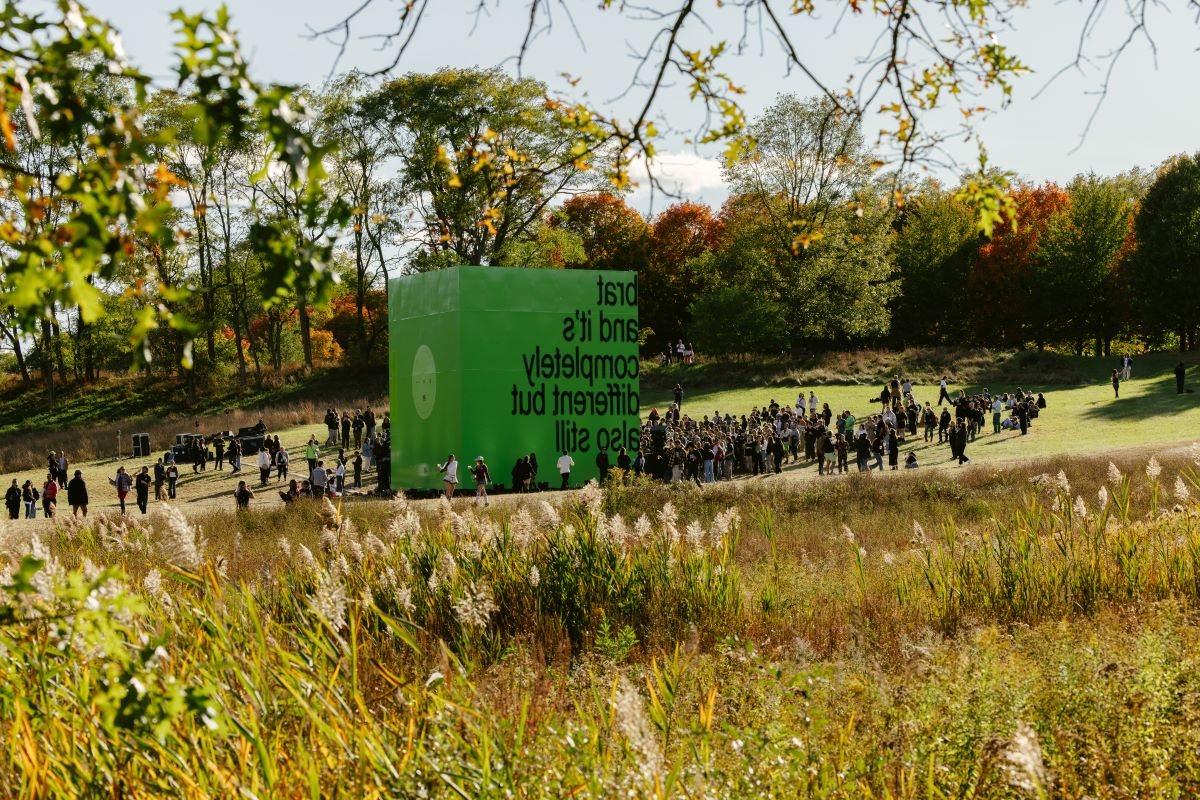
[[5, 451, 1200, 796]]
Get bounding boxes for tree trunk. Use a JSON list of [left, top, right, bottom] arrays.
[[40, 319, 55, 404], [298, 292, 313, 371], [51, 313, 67, 381], [355, 225, 369, 364], [4, 323, 30, 384], [221, 250, 248, 384]]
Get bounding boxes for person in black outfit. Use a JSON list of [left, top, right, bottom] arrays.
[[528, 452, 539, 490], [616, 446, 632, 473], [954, 421, 970, 464], [938, 409, 952, 443], [153, 458, 166, 500], [235, 480, 254, 509], [1176, 362, 1187, 394], [772, 437, 785, 474], [229, 438, 241, 472], [1017, 402, 1029, 436], [67, 470, 88, 517], [135, 466, 152, 514], [5, 479, 20, 520], [595, 449, 611, 482], [855, 433, 871, 472], [376, 437, 391, 493], [214, 436, 225, 470], [673, 383, 684, 408], [887, 428, 899, 470]]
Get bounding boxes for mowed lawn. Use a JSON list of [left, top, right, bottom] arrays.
[[6, 357, 1198, 516]]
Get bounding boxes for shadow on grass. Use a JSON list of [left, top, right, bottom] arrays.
[[1079, 374, 1195, 422]]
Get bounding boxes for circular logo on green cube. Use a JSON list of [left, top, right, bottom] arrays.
[[411, 344, 437, 419]]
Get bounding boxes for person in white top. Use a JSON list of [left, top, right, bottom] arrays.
[[556, 450, 574, 490], [938, 376, 951, 405], [808, 392, 818, 415], [334, 460, 346, 495], [991, 397, 1004, 434], [257, 448, 272, 486], [438, 454, 458, 500]]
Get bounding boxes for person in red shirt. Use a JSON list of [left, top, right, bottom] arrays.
[[42, 472, 59, 518]]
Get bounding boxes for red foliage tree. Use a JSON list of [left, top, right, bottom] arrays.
[[967, 183, 1070, 346], [642, 202, 721, 349], [551, 192, 650, 272]]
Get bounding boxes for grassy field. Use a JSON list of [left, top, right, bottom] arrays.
[[0, 365, 388, 471], [5, 350, 1200, 796], [6, 352, 1196, 517], [5, 450, 1200, 796]]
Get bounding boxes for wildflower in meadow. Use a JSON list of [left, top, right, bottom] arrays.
[[1175, 476, 1191, 504], [310, 568, 348, 631], [613, 676, 663, 785], [1001, 722, 1048, 796], [1097, 485, 1109, 509], [1146, 457, 1162, 481], [1107, 462, 1123, 487], [452, 581, 497, 630], [1073, 495, 1088, 520], [158, 504, 205, 570]]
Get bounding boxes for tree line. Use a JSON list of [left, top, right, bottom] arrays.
[[4, 59, 1199, 397]]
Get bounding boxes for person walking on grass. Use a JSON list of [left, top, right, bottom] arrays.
[[937, 376, 951, 405], [305, 435, 319, 476], [110, 466, 131, 515], [438, 454, 458, 500], [1122, 354, 1133, 381], [1176, 361, 1187, 394], [471, 456, 491, 506], [166, 461, 179, 500], [214, 435, 225, 470], [134, 466, 152, 514], [557, 450, 574, 489], [42, 472, 58, 518], [67, 470, 88, 517], [352, 451, 362, 489], [5, 479, 21, 520], [235, 480, 254, 510], [276, 446, 289, 482], [334, 459, 346, 496], [22, 480, 38, 519], [153, 458, 166, 500], [1111, 368, 1121, 399], [258, 447, 272, 487]]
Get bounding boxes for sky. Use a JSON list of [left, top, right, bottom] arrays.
[[90, 0, 1200, 214]]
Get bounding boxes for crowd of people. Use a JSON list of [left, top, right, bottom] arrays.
[[4, 407, 392, 520], [625, 376, 1049, 486]]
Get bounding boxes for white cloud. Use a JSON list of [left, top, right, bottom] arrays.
[[627, 150, 728, 214]]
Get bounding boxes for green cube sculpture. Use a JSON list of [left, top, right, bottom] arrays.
[[389, 267, 641, 491]]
